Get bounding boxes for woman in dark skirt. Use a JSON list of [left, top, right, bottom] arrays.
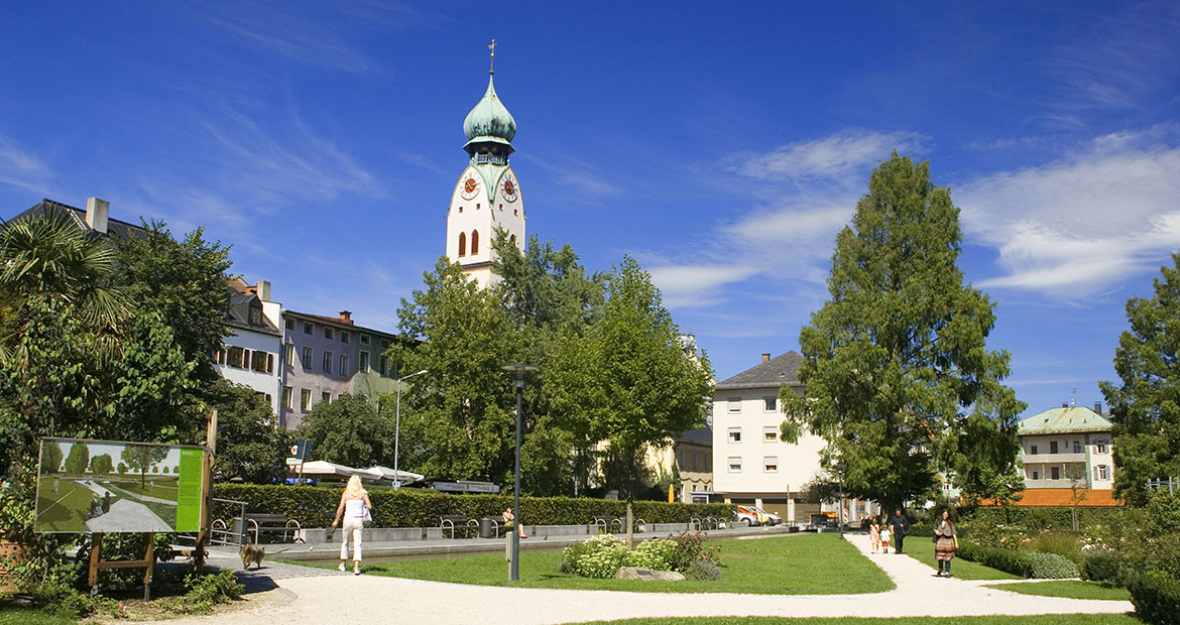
[[933, 509, 959, 577]]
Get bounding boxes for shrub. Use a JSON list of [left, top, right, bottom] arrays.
[[685, 557, 722, 581], [1128, 571, 1180, 625], [1030, 551, 1080, 579], [1146, 492, 1180, 537], [1027, 530, 1083, 563], [665, 529, 722, 579], [559, 534, 627, 579], [956, 542, 1033, 577], [156, 570, 244, 614], [1080, 549, 1131, 586], [622, 539, 675, 571]]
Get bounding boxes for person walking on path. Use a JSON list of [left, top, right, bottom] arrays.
[[502, 506, 526, 539], [869, 519, 881, 553], [331, 476, 372, 575], [933, 509, 959, 577], [889, 509, 910, 554]]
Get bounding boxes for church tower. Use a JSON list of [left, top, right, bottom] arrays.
[[446, 41, 525, 288]]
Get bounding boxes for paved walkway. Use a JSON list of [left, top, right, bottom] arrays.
[[140, 532, 1134, 625]]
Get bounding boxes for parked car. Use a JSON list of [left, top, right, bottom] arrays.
[[749, 505, 782, 526], [735, 505, 762, 526]]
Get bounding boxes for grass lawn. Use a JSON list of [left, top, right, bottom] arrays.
[[563, 617, 1140, 625], [982, 580, 1132, 601], [34, 478, 93, 532], [0, 603, 76, 625], [346, 533, 895, 595], [904, 547, 1021, 581]]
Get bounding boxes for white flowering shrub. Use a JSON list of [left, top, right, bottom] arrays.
[[622, 539, 676, 571], [560, 534, 627, 579]]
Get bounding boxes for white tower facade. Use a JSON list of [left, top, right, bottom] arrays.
[[446, 50, 525, 288]]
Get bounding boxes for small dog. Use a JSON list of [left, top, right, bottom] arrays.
[[239, 544, 265, 570]]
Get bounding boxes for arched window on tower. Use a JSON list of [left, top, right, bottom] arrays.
[[458, 232, 466, 257], [509, 234, 516, 244], [471, 230, 480, 255]]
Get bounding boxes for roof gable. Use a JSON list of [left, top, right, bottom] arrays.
[[716, 352, 803, 390], [1018, 406, 1112, 435]]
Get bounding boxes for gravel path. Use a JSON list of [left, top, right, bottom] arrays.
[[138, 533, 1134, 625]]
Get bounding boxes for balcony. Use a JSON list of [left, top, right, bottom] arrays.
[[1025, 478, 1087, 489], [1023, 452, 1085, 464]]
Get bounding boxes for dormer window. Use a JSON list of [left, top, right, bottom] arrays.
[[248, 306, 262, 326]]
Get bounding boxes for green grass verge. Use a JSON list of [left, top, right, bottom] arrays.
[[0, 603, 77, 625], [328, 533, 895, 594], [562, 617, 1140, 625], [904, 547, 1021, 581], [34, 478, 93, 532], [982, 580, 1132, 601]]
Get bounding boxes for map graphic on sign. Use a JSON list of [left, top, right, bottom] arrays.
[[34, 438, 206, 534]]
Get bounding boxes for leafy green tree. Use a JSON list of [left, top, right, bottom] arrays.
[[1100, 253, 1180, 506], [548, 256, 713, 539], [121, 444, 168, 487], [297, 393, 395, 469], [209, 379, 292, 483], [780, 153, 1024, 512], [39, 440, 63, 474], [89, 453, 114, 475], [114, 222, 233, 392], [394, 259, 522, 484], [63, 442, 90, 475]]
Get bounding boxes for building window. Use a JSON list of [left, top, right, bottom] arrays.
[[471, 230, 479, 254], [324, 327, 333, 340], [284, 343, 294, 366], [341, 332, 350, 344], [340, 354, 349, 376], [380, 355, 389, 376], [282, 386, 292, 409], [226, 347, 244, 368], [1096, 439, 1108, 454], [1096, 464, 1110, 480], [763, 397, 777, 412], [301, 347, 312, 370], [381, 339, 390, 349], [321, 391, 331, 404], [300, 389, 311, 412], [361, 335, 370, 345], [1051, 466, 1060, 480], [360, 351, 370, 373], [249, 306, 262, 326], [763, 427, 778, 442], [1073, 441, 1082, 453], [285, 318, 294, 330], [252, 350, 272, 373], [692, 451, 699, 470], [213, 349, 226, 365], [458, 232, 466, 257], [1050, 441, 1059, 454], [304, 322, 313, 335], [323, 351, 333, 374], [764, 456, 778, 473], [510, 234, 516, 244], [727, 398, 741, 414], [728, 457, 742, 473], [1031, 444, 1038, 455], [728, 428, 741, 443]]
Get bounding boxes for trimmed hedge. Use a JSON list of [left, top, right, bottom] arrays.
[[1128, 571, 1180, 625], [956, 542, 1033, 577], [211, 484, 734, 529], [1029, 551, 1079, 579], [1080, 550, 1132, 586], [966, 506, 1137, 532]]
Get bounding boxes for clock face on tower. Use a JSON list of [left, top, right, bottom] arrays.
[[500, 172, 519, 203], [460, 173, 480, 200]]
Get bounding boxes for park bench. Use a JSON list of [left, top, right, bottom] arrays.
[[440, 514, 478, 539], [233, 512, 303, 545]]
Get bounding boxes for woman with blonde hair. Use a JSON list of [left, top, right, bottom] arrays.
[[331, 475, 372, 574]]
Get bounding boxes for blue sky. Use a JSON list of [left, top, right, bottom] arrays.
[[3, 2, 1179, 418]]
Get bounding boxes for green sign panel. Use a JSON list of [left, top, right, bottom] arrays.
[[34, 438, 207, 534]]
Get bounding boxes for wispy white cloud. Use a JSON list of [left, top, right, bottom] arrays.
[[730, 130, 924, 181], [648, 264, 760, 309], [0, 136, 51, 195], [520, 153, 619, 199], [958, 127, 1180, 296]]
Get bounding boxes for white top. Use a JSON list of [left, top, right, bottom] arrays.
[[344, 498, 366, 519]]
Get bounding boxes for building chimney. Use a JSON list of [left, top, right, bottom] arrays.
[[339, 311, 353, 325], [85, 197, 109, 234], [255, 280, 271, 301], [1062, 402, 1069, 408], [762, 353, 771, 364], [1094, 402, 1102, 415]]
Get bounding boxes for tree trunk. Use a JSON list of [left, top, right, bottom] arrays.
[[625, 501, 634, 548]]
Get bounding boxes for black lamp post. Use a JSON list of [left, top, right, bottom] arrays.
[[501, 362, 536, 581]]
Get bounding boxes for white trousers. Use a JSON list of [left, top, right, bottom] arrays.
[[340, 518, 363, 562]]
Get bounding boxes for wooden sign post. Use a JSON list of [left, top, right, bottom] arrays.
[[87, 532, 156, 600]]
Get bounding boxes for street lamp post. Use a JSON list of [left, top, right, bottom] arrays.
[[393, 369, 428, 489], [501, 362, 536, 582]]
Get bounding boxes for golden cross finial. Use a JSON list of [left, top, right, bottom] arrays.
[[489, 39, 496, 73]]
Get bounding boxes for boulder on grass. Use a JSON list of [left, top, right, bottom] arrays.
[[615, 567, 685, 581]]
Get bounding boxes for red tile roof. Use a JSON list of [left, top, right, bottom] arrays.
[[979, 489, 1123, 507]]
